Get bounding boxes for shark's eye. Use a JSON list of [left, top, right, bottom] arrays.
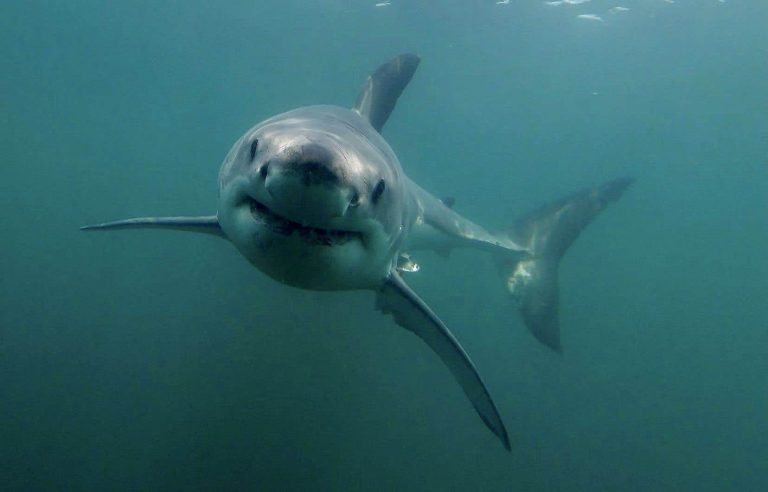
[[371, 179, 386, 204], [249, 138, 259, 161]]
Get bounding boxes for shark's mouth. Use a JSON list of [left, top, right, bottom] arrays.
[[248, 197, 360, 246]]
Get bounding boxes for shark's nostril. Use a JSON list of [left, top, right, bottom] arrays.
[[249, 138, 259, 161], [349, 192, 360, 208], [259, 163, 270, 179]]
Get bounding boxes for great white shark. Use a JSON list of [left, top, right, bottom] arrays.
[[82, 54, 633, 451]]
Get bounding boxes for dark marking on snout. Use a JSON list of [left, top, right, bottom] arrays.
[[280, 143, 340, 186], [297, 160, 339, 186]]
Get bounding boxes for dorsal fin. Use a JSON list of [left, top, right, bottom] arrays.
[[353, 53, 420, 132]]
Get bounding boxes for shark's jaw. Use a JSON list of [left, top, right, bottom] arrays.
[[217, 174, 393, 291], [247, 197, 362, 247]]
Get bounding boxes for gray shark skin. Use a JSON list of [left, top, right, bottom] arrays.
[[82, 54, 633, 451]]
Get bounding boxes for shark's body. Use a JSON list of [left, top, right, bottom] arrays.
[[83, 54, 632, 451]]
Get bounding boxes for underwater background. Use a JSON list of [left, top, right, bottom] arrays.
[[2, 0, 766, 490]]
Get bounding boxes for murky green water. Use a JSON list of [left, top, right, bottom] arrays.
[[2, 1, 766, 490]]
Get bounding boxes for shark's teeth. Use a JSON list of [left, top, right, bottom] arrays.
[[248, 197, 360, 245]]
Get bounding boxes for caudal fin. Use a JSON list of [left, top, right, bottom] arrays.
[[498, 177, 634, 352]]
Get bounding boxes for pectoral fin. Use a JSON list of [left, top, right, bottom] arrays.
[[376, 271, 510, 451], [81, 215, 224, 238]]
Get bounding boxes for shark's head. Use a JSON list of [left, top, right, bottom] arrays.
[[217, 106, 407, 290]]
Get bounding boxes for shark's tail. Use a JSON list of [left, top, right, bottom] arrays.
[[497, 177, 634, 352]]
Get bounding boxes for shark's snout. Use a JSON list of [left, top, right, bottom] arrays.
[[291, 159, 339, 186], [258, 146, 357, 224], [262, 142, 339, 182]]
